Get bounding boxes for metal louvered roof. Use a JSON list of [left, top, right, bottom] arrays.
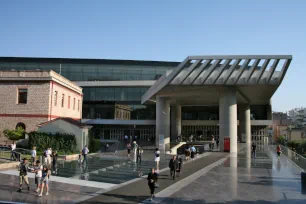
[[141, 55, 292, 104]]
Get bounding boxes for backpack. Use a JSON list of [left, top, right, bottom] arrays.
[[44, 151, 47, 157]]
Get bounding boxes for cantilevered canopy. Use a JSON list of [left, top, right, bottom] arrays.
[[141, 55, 292, 105]]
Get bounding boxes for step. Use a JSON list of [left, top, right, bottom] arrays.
[[88, 174, 128, 184]]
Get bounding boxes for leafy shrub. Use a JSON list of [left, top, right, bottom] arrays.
[[28, 131, 78, 154], [3, 127, 25, 141], [277, 135, 286, 145], [88, 130, 101, 153]]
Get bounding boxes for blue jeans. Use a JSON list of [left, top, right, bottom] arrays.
[[252, 151, 256, 158], [83, 154, 88, 164]]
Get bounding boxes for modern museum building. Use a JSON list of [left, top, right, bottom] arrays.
[[0, 55, 292, 153]]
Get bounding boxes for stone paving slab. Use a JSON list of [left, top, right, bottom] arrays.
[[0, 174, 101, 204], [158, 145, 306, 204]]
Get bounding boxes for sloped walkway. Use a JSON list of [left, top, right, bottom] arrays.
[[158, 145, 306, 204], [78, 152, 228, 204]]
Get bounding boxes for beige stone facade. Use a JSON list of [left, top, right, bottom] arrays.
[[0, 70, 83, 144]]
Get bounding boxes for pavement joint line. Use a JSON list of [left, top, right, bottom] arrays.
[[74, 152, 212, 203], [140, 156, 228, 204]]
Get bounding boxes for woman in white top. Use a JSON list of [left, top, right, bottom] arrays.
[[154, 148, 161, 171]]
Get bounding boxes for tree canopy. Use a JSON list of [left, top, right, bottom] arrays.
[[3, 127, 25, 141]]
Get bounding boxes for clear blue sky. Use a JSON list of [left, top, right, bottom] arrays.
[[0, 0, 305, 112]]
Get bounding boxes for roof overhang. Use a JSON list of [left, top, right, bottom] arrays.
[[141, 55, 292, 105]]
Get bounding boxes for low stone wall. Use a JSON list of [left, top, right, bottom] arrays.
[[58, 153, 100, 161], [0, 161, 19, 170]]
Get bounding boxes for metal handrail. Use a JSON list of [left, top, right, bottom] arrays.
[[278, 144, 306, 171]]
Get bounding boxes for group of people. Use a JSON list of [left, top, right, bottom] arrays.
[[184, 145, 197, 161], [18, 158, 50, 197], [147, 154, 183, 201], [126, 141, 143, 163], [30, 146, 58, 174]]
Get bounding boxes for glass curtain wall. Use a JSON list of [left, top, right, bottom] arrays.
[[0, 62, 174, 81], [82, 87, 155, 120]]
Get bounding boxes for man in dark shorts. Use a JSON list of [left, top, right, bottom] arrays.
[[18, 158, 30, 192]]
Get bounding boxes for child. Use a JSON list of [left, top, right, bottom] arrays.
[[39, 166, 49, 196], [78, 151, 83, 164], [33, 160, 42, 193]]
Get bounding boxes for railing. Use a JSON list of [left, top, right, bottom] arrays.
[[278, 144, 306, 171], [0, 148, 32, 161]]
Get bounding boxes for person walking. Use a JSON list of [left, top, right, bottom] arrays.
[[39, 166, 50, 196], [190, 145, 197, 161], [133, 141, 138, 162], [51, 151, 58, 174], [17, 158, 30, 192], [176, 156, 183, 178], [10, 141, 17, 161], [147, 168, 158, 201], [211, 136, 215, 150], [154, 148, 161, 172], [216, 137, 220, 150], [251, 142, 257, 158], [169, 155, 179, 180], [127, 143, 131, 158], [43, 148, 52, 167], [82, 145, 89, 165], [31, 146, 37, 165], [136, 146, 143, 163], [277, 145, 282, 159], [78, 150, 83, 165], [185, 146, 191, 161], [33, 160, 42, 193]]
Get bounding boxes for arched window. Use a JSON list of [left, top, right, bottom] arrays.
[[16, 122, 26, 131]]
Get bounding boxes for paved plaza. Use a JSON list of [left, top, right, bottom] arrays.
[[0, 145, 305, 203]]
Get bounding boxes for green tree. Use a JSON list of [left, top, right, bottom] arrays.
[[3, 127, 25, 141], [277, 135, 286, 145]]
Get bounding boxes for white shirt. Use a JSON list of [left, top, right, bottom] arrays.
[[45, 150, 52, 156], [11, 144, 16, 150], [31, 150, 36, 157], [35, 165, 43, 178]]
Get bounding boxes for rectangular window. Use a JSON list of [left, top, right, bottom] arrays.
[[54, 91, 58, 106], [73, 98, 76, 110], [78, 100, 80, 111], [18, 89, 27, 104], [61, 94, 65, 107], [68, 96, 71, 109]]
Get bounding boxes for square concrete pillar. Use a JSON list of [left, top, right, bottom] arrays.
[[156, 96, 170, 151], [239, 104, 251, 144], [171, 105, 182, 142], [219, 89, 237, 154]]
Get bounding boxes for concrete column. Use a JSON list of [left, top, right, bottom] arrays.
[[239, 104, 251, 144], [219, 89, 237, 154], [171, 105, 182, 141], [156, 96, 170, 151], [267, 99, 272, 120]]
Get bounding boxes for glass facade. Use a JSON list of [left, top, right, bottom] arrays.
[[0, 62, 174, 81], [0, 59, 174, 120], [82, 87, 156, 119], [182, 106, 219, 120]]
